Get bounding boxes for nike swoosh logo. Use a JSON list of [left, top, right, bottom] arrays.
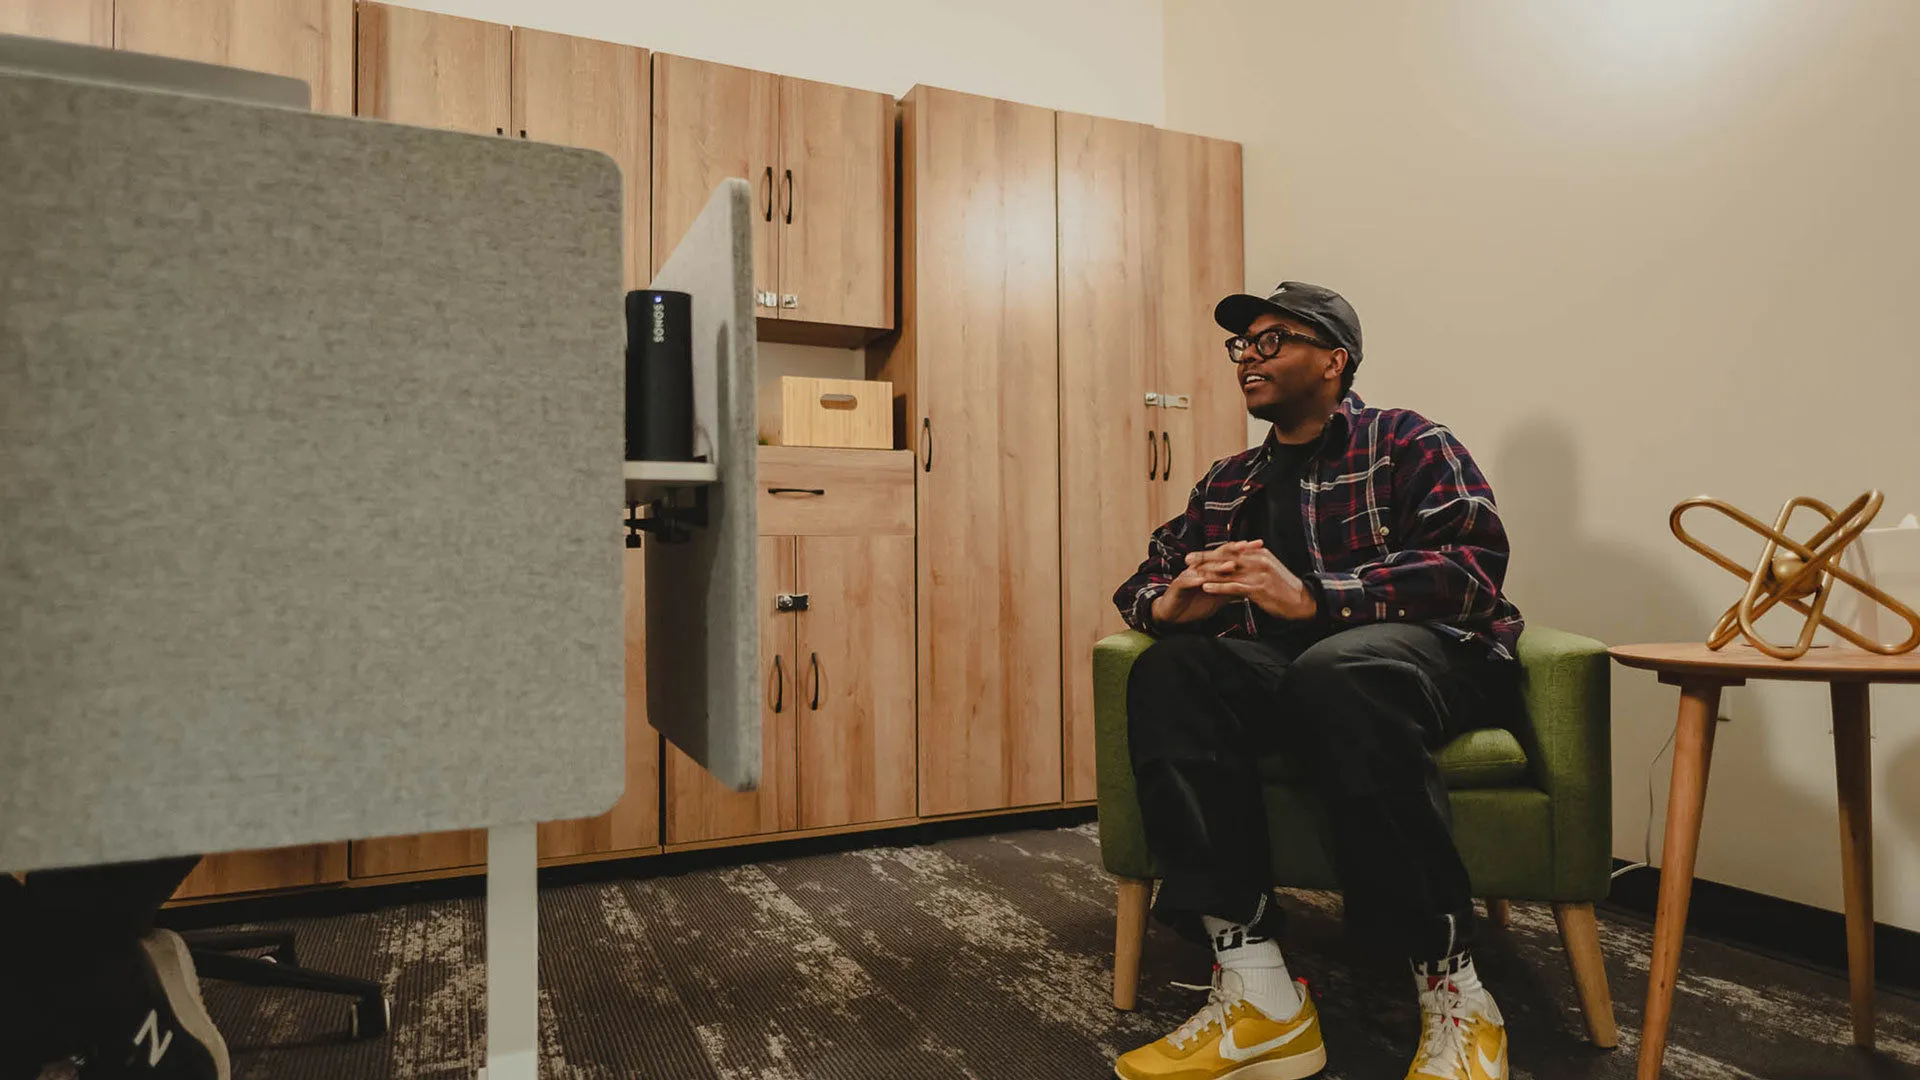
[[1477, 1045, 1505, 1079], [1218, 1020, 1311, 1062]]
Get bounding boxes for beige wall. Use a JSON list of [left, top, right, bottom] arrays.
[[1167, 1, 1920, 929], [382, 0, 1165, 123]]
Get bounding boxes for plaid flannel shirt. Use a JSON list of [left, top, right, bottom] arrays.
[[1112, 393, 1524, 660]]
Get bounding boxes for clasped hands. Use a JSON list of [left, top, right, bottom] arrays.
[[1150, 539, 1319, 626]]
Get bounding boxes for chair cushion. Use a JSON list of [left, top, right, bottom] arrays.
[[1256, 725, 1529, 789]]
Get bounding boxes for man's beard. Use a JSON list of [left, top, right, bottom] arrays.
[[1248, 395, 1307, 426]]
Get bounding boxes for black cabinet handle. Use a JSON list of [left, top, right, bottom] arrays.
[[771, 654, 785, 713], [784, 168, 794, 224], [1161, 431, 1171, 481], [1147, 429, 1158, 480], [763, 166, 773, 222], [921, 417, 934, 472], [767, 487, 825, 496], [809, 652, 821, 710]]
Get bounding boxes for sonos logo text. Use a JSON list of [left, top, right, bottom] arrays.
[[651, 299, 666, 344]]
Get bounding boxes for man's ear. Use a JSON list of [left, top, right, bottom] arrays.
[[1327, 347, 1349, 381]]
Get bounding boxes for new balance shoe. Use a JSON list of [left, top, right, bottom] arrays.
[[1405, 973, 1506, 1080], [76, 929, 229, 1080], [1115, 969, 1326, 1080]]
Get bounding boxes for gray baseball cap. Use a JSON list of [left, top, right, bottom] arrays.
[[1214, 281, 1363, 362]]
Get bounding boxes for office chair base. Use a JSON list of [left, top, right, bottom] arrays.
[[184, 929, 390, 1041]]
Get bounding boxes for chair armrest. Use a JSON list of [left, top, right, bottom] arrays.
[[1093, 630, 1159, 879], [1514, 626, 1613, 900]]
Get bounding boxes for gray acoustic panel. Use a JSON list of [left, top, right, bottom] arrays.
[[0, 71, 627, 872], [641, 180, 762, 792]]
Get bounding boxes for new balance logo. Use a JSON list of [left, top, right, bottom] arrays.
[[1212, 928, 1270, 952], [134, 1009, 173, 1066]]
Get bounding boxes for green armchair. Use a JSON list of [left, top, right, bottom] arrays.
[[1092, 625, 1618, 1048]]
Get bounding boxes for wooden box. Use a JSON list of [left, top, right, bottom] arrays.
[[769, 376, 893, 449]]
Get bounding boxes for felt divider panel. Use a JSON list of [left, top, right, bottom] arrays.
[[0, 70, 626, 871]]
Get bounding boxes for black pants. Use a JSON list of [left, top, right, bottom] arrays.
[[0, 857, 202, 1065], [1127, 623, 1520, 964]]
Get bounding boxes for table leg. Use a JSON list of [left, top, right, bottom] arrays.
[[479, 823, 539, 1080], [1637, 681, 1722, 1080], [1832, 681, 1875, 1049]]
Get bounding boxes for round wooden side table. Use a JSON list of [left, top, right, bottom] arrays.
[[1608, 642, 1920, 1079]]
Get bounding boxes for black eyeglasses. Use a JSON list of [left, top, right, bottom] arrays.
[[1225, 328, 1339, 363]]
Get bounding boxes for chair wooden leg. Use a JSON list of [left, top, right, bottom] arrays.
[[1115, 877, 1151, 1011], [1554, 902, 1618, 1049], [1486, 898, 1511, 929]]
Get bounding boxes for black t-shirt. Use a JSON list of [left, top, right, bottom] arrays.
[[1249, 437, 1320, 578], [1230, 435, 1326, 641]]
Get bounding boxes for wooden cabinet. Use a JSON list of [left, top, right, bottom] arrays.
[[539, 544, 661, 861], [356, 2, 509, 135], [653, 54, 892, 343], [174, 843, 347, 901], [1152, 129, 1246, 522], [1057, 112, 1161, 803], [651, 54, 777, 315], [513, 27, 649, 289], [350, 827, 489, 879], [113, 0, 354, 115], [774, 76, 893, 333], [1056, 113, 1244, 801], [871, 86, 1062, 818], [0, 0, 111, 45], [793, 534, 916, 828], [666, 449, 917, 844], [666, 536, 798, 844]]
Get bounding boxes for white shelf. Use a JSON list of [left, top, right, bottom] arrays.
[[622, 461, 718, 485]]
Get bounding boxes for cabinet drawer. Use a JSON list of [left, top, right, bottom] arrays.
[[757, 446, 913, 536]]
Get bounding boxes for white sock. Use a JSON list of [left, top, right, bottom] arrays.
[[1203, 908, 1302, 1021], [1413, 952, 1501, 1023]]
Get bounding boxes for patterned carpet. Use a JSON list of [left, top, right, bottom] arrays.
[[56, 822, 1920, 1080]]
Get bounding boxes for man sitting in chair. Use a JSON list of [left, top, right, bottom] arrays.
[[1111, 282, 1525, 1080]]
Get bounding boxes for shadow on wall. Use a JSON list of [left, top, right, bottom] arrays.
[[1489, 417, 1699, 647], [1486, 418, 1832, 882], [1885, 707, 1920, 856]]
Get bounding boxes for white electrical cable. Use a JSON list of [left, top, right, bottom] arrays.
[[1611, 722, 1680, 880]]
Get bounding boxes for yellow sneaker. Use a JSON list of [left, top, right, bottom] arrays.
[[1114, 970, 1327, 1080], [1406, 979, 1507, 1080]]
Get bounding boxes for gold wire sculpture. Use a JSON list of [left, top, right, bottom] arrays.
[[1670, 491, 1920, 661]]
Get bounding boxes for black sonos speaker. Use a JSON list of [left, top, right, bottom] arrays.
[[625, 289, 693, 462]]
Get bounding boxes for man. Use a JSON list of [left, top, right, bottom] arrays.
[[2, 857, 229, 1079], [1110, 282, 1525, 1080]]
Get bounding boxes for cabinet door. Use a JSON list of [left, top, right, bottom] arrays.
[[0, 0, 110, 45], [356, 2, 510, 135], [538, 543, 661, 859], [775, 75, 892, 332], [1155, 129, 1246, 522], [794, 536, 915, 830], [350, 828, 489, 879], [1056, 112, 1162, 803], [652, 54, 777, 310], [173, 844, 348, 901], [883, 86, 1061, 817], [512, 27, 649, 290], [665, 536, 797, 844], [114, 0, 354, 116]]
